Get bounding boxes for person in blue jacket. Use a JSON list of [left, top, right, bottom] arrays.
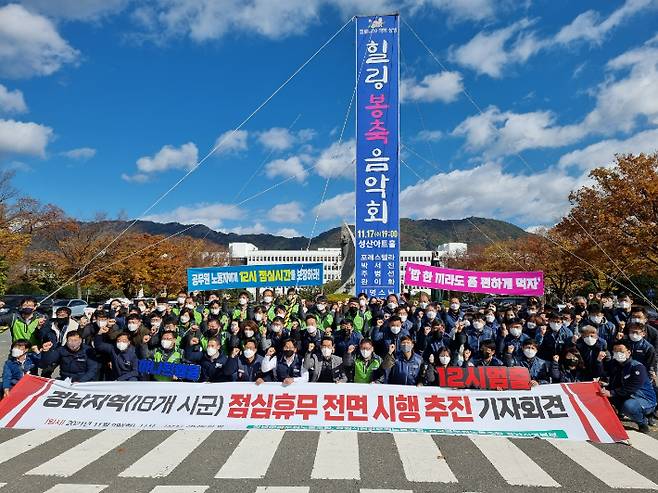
[[466, 314, 497, 353], [200, 337, 233, 382], [538, 313, 574, 361], [2, 339, 39, 397], [225, 339, 264, 382], [93, 327, 139, 381], [373, 315, 409, 357], [504, 339, 550, 386], [383, 335, 429, 385], [442, 297, 463, 332], [496, 320, 529, 359], [625, 323, 656, 374], [39, 330, 100, 382], [602, 341, 657, 433]]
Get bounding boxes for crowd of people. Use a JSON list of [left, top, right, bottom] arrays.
[[1, 289, 657, 432]]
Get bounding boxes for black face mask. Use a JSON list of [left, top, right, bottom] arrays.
[[349, 306, 358, 315], [432, 331, 444, 339], [20, 307, 34, 316], [565, 359, 579, 368], [283, 350, 295, 358], [55, 317, 69, 327]]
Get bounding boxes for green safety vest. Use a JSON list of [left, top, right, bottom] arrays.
[[152, 348, 182, 381], [10, 315, 40, 346], [354, 355, 381, 383]]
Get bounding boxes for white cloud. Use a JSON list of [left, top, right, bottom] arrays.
[[0, 119, 52, 157], [412, 0, 496, 22], [61, 147, 96, 160], [275, 228, 301, 237], [452, 106, 585, 157], [400, 162, 579, 225], [0, 4, 79, 78], [316, 139, 355, 179], [558, 128, 658, 171], [268, 201, 304, 223], [121, 173, 150, 183], [554, 0, 654, 45], [0, 85, 27, 114], [144, 202, 242, 229], [265, 155, 309, 183], [136, 142, 198, 173], [221, 222, 268, 235], [20, 0, 130, 20], [312, 191, 355, 221], [401, 71, 463, 103], [213, 129, 248, 154], [413, 130, 443, 142], [257, 127, 315, 151]]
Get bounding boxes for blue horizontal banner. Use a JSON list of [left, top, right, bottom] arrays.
[[187, 263, 324, 290]]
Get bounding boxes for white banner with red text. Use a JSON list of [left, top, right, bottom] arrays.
[[0, 375, 627, 443]]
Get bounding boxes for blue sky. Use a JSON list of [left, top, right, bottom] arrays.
[[1, 0, 657, 238]]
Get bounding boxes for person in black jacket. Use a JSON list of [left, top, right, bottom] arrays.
[[93, 328, 139, 381], [39, 331, 99, 382]]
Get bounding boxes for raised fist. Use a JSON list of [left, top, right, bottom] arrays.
[[506, 345, 515, 354], [41, 341, 53, 352], [347, 344, 355, 354], [388, 343, 396, 355]]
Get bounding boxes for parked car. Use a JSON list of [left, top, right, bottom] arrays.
[[51, 299, 88, 318], [0, 294, 52, 317]]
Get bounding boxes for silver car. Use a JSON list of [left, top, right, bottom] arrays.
[[52, 298, 88, 318]]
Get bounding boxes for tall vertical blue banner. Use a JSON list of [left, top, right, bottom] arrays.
[[355, 14, 400, 298]]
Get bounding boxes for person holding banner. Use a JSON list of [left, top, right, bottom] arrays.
[[602, 341, 657, 433], [342, 338, 385, 384], [2, 339, 39, 397], [138, 330, 183, 382], [504, 339, 550, 387]]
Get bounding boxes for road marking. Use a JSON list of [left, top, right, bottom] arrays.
[[215, 430, 284, 479], [470, 436, 560, 487], [0, 429, 69, 465], [148, 487, 208, 493], [0, 484, 5, 489], [26, 429, 140, 477], [119, 430, 211, 477], [393, 433, 457, 483], [311, 431, 360, 479], [628, 430, 658, 461], [361, 490, 413, 493], [255, 488, 309, 493], [549, 439, 658, 489], [43, 485, 108, 493]]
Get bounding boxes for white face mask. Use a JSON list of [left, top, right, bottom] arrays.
[[359, 299, 367, 307], [97, 320, 108, 328], [450, 303, 460, 311], [439, 356, 451, 366], [526, 322, 536, 330], [263, 296, 273, 304], [589, 315, 602, 325], [116, 341, 129, 351], [509, 327, 522, 338], [185, 303, 195, 310], [244, 330, 254, 338], [629, 333, 643, 342], [316, 303, 326, 312], [419, 302, 428, 309], [255, 313, 263, 322], [583, 336, 597, 346], [400, 315, 408, 323], [473, 321, 484, 331], [11, 347, 24, 358], [360, 348, 373, 359], [239, 298, 248, 306], [523, 348, 537, 359], [485, 315, 495, 323], [321, 347, 333, 358], [527, 310, 537, 316], [426, 311, 436, 320], [613, 351, 628, 363], [211, 308, 220, 315], [128, 323, 139, 332], [306, 325, 317, 334], [177, 297, 186, 304], [549, 322, 561, 332], [180, 315, 190, 324], [151, 321, 161, 329], [157, 305, 167, 312], [161, 339, 174, 350], [206, 346, 218, 357], [630, 317, 643, 324], [387, 302, 398, 310], [272, 325, 282, 333], [619, 301, 631, 309], [243, 349, 255, 359], [462, 320, 471, 328], [390, 325, 401, 335]]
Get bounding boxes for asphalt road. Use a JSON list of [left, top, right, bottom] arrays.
[[2, 329, 658, 493]]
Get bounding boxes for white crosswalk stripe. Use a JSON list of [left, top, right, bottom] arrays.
[[119, 430, 212, 478], [0, 429, 69, 465], [393, 432, 457, 483], [549, 439, 658, 489], [42, 485, 108, 493], [215, 430, 284, 479], [469, 436, 561, 487], [311, 431, 360, 479], [26, 429, 140, 477], [628, 430, 658, 460], [148, 487, 208, 493], [255, 488, 309, 493]]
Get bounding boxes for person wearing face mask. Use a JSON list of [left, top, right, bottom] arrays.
[[39, 331, 99, 382], [575, 325, 609, 377], [223, 339, 263, 382], [309, 295, 334, 331], [383, 294, 400, 316], [229, 291, 254, 323], [483, 309, 499, 332], [177, 308, 196, 335], [550, 348, 593, 383], [625, 323, 656, 374], [383, 336, 428, 386], [473, 340, 504, 367], [123, 313, 151, 349], [281, 288, 304, 326], [334, 318, 363, 358], [259, 289, 277, 322], [260, 316, 289, 355], [342, 338, 384, 383], [304, 337, 347, 383], [138, 330, 183, 382], [629, 308, 658, 352], [171, 291, 189, 318], [601, 341, 657, 433], [40, 306, 79, 348], [538, 313, 574, 361], [496, 321, 529, 359], [2, 339, 39, 397], [373, 315, 408, 357], [466, 314, 496, 353], [396, 306, 414, 336], [200, 338, 233, 382], [239, 320, 261, 348], [504, 339, 549, 386], [93, 328, 139, 381], [612, 295, 634, 327], [442, 298, 463, 332], [422, 321, 450, 361], [300, 314, 322, 354], [585, 305, 616, 347], [204, 300, 226, 326], [0, 297, 44, 347], [262, 338, 308, 385], [339, 297, 368, 334]]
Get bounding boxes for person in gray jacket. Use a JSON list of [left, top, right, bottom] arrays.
[[303, 336, 347, 383]]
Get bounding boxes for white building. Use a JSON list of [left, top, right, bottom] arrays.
[[400, 250, 434, 293]]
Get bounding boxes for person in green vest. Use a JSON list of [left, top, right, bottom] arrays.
[[260, 289, 277, 322], [0, 297, 45, 347], [229, 291, 253, 323], [342, 338, 385, 383], [339, 297, 369, 333], [310, 295, 334, 331], [138, 330, 183, 382], [170, 290, 188, 318], [283, 287, 304, 326]]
